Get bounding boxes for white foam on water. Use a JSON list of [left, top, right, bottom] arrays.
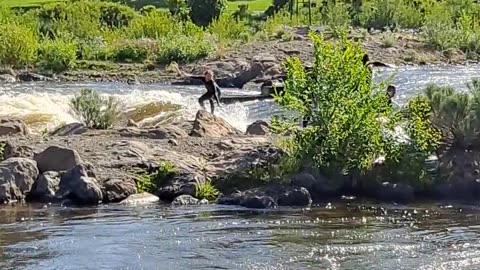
[[0, 87, 253, 132]]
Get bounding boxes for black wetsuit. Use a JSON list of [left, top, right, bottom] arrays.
[[191, 76, 221, 114]]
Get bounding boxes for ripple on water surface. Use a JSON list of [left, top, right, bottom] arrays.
[[1, 202, 480, 270]]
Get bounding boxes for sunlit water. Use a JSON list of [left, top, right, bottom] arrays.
[[1, 202, 480, 270], [1, 64, 480, 132], [2, 65, 480, 269]]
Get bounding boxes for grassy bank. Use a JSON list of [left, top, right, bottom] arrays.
[[1, 0, 480, 74]]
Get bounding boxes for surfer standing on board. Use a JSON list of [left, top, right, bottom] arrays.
[[175, 66, 221, 115]]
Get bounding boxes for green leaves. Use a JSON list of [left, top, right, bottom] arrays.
[[274, 32, 391, 177]]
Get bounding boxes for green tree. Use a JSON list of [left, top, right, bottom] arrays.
[[187, 0, 226, 27]]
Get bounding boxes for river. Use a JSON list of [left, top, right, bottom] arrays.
[[1, 65, 480, 269]]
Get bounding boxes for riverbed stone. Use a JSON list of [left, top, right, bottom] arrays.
[[17, 72, 51, 82], [103, 178, 137, 203], [0, 74, 15, 83], [277, 187, 312, 207], [30, 171, 61, 201], [0, 158, 39, 202], [171, 195, 199, 206], [241, 195, 277, 209], [190, 110, 241, 138], [58, 164, 102, 204], [3, 142, 34, 160], [50, 123, 88, 136], [119, 126, 188, 139], [157, 172, 206, 202], [0, 118, 29, 136], [119, 192, 159, 205], [246, 120, 270, 135], [34, 146, 83, 173]]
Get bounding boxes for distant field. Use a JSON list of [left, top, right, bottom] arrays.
[[0, 0, 270, 11]]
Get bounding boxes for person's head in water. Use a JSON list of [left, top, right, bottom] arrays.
[[386, 85, 396, 100], [204, 70, 214, 82], [362, 54, 369, 66]]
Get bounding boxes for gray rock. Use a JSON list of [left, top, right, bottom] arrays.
[[199, 199, 209, 205], [0, 118, 29, 136], [103, 178, 137, 203], [17, 72, 51, 82], [190, 110, 240, 138], [119, 192, 159, 205], [171, 195, 199, 206], [158, 172, 206, 202], [229, 62, 265, 88], [241, 195, 276, 209], [30, 171, 61, 201], [119, 126, 188, 139], [58, 164, 102, 204], [246, 120, 270, 135], [3, 142, 34, 160], [34, 146, 83, 173], [277, 187, 312, 207], [0, 158, 39, 202], [50, 123, 87, 136], [0, 74, 15, 83]]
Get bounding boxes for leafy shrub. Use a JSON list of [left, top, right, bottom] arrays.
[[209, 13, 251, 44], [195, 179, 219, 201], [38, 37, 77, 72], [135, 161, 177, 193], [320, 1, 351, 37], [70, 89, 122, 129], [166, 0, 190, 20], [112, 38, 158, 63], [100, 2, 137, 28], [187, 0, 227, 27], [380, 33, 396, 48], [394, 0, 424, 29], [127, 10, 185, 39], [0, 22, 38, 68], [273, 32, 391, 177], [360, 0, 397, 30], [157, 35, 212, 64]]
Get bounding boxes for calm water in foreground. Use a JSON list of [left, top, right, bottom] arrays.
[[1, 202, 480, 270]]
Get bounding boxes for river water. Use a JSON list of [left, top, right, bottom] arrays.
[[1, 65, 480, 269]]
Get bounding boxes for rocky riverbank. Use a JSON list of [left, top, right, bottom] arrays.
[[1, 109, 480, 209], [0, 28, 476, 86]]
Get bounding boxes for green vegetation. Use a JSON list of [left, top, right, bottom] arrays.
[[134, 161, 177, 193], [1, 0, 480, 72], [195, 179, 219, 201], [70, 89, 122, 129], [272, 32, 440, 189]]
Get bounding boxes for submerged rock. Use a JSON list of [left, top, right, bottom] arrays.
[[30, 171, 61, 201], [241, 195, 276, 209], [119, 192, 159, 205], [171, 194, 199, 206], [246, 120, 270, 136], [103, 178, 137, 203], [58, 164, 102, 204], [374, 182, 415, 204], [0, 158, 39, 203], [190, 110, 240, 138], [34, 146, 83, 173], [0, 118, 29, 136]]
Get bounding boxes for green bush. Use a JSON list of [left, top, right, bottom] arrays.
[[360, 0, 397, 30], [113, 38, 158, 63], [157, 35, 212, 64], [0, 22, 38, 68], [208, 13, 251, 44], [195, 179, 219, 201], [320, 1, 351, 37], [134, 161, 177, 194], [38, 37, 77, 72], [273, 32, 392, 177], [166, 0, 190, 20], [70, 89, 122, 129], [394, 0, 424, 29], [187, 0, 227, 27], [100, 2, 138, 28]]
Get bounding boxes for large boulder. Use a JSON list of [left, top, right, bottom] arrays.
[[246, 120, 270, 135], [277, 187, 312, 206], [158, 172, 206, 202], [0, 158, 39, 202], [119, 192, 159, 205], [171, 195, 199, 206], [58, 164, 102, 204], [103, 178, 137, 203], [228, 62, 264, 88], [241, 195, 276, 209], [0, 118, 29, 136], [34, 146, 83, 173], [30, 171, 61, 201], [190, 110, 240, 138]]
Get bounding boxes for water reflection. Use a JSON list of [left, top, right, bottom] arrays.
[[0, 202, 479, 269]]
